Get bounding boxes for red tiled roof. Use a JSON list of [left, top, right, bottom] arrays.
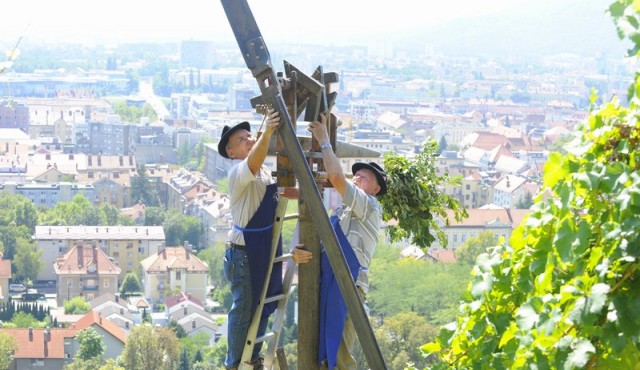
[[165, 292, 204, 309], [73, 311, 126, 344], [2, 328, 77, 359], [140, 247, 208, 273], [54, 243, 121, 276], [429, 249, 456, 263]]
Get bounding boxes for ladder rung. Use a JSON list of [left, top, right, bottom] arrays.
[[255, 331, 275, 344], [283, 213, 299, 220], [273, 253, 292, 264], [264, 293, 286, 304]]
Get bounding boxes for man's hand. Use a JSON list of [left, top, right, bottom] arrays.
[[307, 113, 330, 145], [291, 244, 312, 264], [264, 109, 280, 135]]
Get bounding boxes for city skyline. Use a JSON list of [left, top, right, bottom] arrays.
[[1, 0, 616, 51]]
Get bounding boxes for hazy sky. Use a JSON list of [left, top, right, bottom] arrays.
[[1, 0, 537, 46]]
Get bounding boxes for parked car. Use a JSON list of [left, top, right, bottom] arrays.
[[9, 284, 26, 292]]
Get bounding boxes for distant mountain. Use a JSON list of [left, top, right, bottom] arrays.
[[372, 0, 628, 58]]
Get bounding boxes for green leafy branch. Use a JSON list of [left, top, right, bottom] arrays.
[[381, 140, 467, 249]]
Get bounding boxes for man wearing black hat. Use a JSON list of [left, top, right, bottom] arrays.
[[308, 115, 387, 370], [219, 109, 309, 370]]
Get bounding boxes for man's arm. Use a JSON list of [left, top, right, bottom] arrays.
[[247, 109, 280, 175], [308, 114, 348, 196]]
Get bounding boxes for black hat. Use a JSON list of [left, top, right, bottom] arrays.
[[352, 162, 387, 197], [217, 121, 251, 159]]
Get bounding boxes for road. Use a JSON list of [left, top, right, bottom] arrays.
[[139, 78, 171, 120]]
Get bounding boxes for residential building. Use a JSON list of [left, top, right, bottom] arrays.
[[493, 175, 527, 209], [140, 245, 209, 305], [72, 311, 127, 358], [432, 207, 533, 250], [28, 118, 72, 144], [88, 121, 135, 155], [3, 327, 78, 370], [165, 292, 220, 343], [35, 225, 165, 281], [0, 99, 29, 132], [53, 243, 121, 306], [90, 293, 140, 330], [0, 182, 94, 208]]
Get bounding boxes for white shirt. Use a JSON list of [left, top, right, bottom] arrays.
[[227, 160, 275, 245], [331, 181, 382, 294]]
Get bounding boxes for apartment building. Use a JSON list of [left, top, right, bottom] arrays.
[[53, 243, 121, 305], [34, 225, 165, 281], [140, 244, 209, 304]]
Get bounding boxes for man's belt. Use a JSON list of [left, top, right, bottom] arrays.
[[226, 241, 246, 250]]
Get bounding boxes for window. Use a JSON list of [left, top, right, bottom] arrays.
[[127, 252, 133, 258], [103, 278, 109, 288], [466, 184, 471, 190], [176, 271, 181, 279]]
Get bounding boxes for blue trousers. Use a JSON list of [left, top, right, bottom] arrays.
[[223, 247, 269, 369]]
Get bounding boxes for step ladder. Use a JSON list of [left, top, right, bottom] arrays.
[[239, 196, 299, 370]]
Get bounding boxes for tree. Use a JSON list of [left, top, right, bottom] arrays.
[[120, 273, 142, 296], [11, 312, 40, 328], [515, 191, 534, 209], [179, 349, 190, 370], [197, 245, 224, 288], [143, 206, 164, 226], [14, 237, 43, 283], [183, 215, 203, 248], [76, 327, 105, 360], [0, 193, 38, 232], [454, 231, 497, 265], [437, 136, 447, 154], [131, 165, 159, 207], [381, 140, 467, 249], [375, 312, 439, 369], [163, 209, 186, 246], [123, 324, 180, 370], [168, 320, 187, 339], [423, 3, 640, 367], [368, 257, 470, 324], [0, 224, 30, 261], [100, 203, 132, 226], [0, 331, 16, 369], [63, 358, 105, 370], [64, 296, 90, 315]]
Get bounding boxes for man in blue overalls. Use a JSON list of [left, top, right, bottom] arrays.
[[219, 110, 311, 370], [309, 115, 387, 370]]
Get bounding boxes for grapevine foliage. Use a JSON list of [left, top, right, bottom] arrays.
[[422, 1, 640, 369]]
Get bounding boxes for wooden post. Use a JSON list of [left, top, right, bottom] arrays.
[[297, 196, 321, 369]]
